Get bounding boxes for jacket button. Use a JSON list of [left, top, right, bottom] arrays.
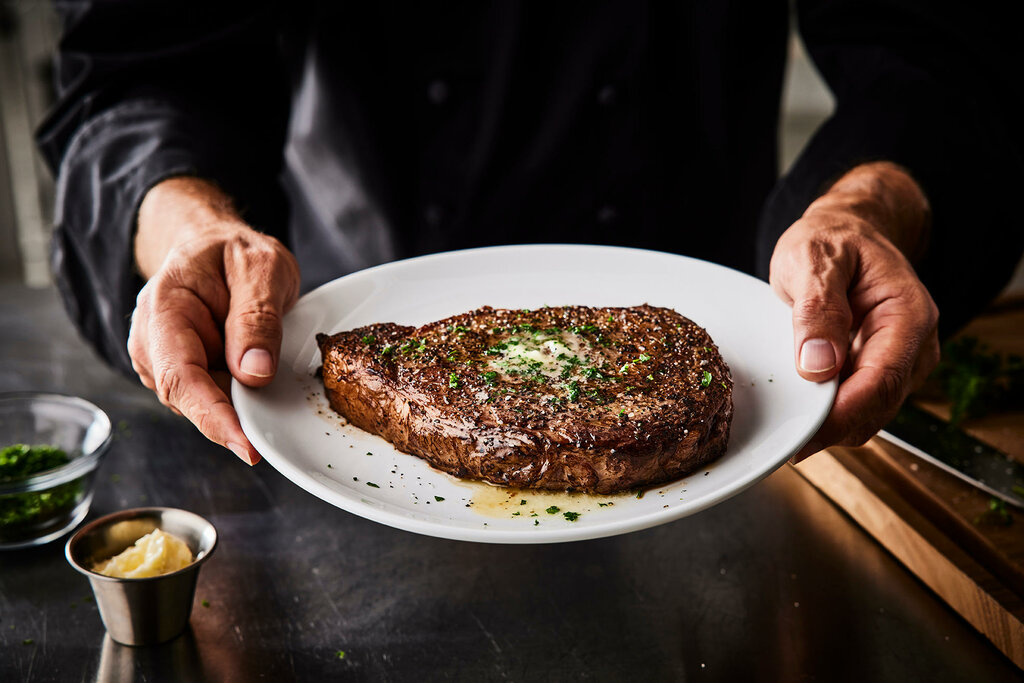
[[424, 204, 444, 227], [596, 205, 617, 224], [427, 79, 449, 105]]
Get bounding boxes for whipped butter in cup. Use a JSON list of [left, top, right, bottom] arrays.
[[66, 507, 217, 646], [92, 528, 194, 578]]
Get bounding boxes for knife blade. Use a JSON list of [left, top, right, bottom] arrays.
[[879, 403, 1024, 510]]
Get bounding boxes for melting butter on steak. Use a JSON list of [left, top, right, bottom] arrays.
[[316, 305, 732, 494]]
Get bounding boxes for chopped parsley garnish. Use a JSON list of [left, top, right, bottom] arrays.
[[701, 370, 712, 387], [360, 334, 376, 345], [563, 511, 580, 522], [566, 382, 580, 402], [1, 444, 81, 531], [366, 482, 380, 488], [520, 499, 527, 505], [380, 344, 394, 356], [482, 371, 498, 385], [448, 373, 459, 389], [336, 650, 347, 660], [976, 497, 1013, 526], [434, 496, 445, 502], [546, 506, 560, 514], [571, 324, 599, 334], [638, 353, 651, 363], [399, 338, 427, 354], [201, 599, 210, 608], [0, 443, 69, 480], [618, 409, 627, 418]]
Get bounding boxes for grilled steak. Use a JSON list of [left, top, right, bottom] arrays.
[[316, 305, 732, 493]]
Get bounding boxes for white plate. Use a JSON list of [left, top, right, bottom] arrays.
[[234, 245, 835, 543]]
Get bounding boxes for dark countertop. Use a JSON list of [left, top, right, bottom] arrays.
[[0, 283, 1019, 682]]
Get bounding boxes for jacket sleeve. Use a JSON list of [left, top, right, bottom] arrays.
[[36, 0, 290, 376], [755, 0, 1024, 338]]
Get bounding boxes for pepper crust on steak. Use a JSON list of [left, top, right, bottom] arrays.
[[316, 305, 732, 494]]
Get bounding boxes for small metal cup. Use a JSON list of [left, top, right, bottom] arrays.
[[65, 507, 218, 646]]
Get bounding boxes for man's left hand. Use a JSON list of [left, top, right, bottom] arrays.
[[769, 162, 940, 461]]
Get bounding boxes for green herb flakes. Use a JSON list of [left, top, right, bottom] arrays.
[[482, 371, 498, 385], [448, 373, 459, 389], [336, 650, 347, 660], [701, 370, 712, 388], [546, 506, 560, 514], [1, 444, 81, 531], [361, 335, 376, 345], [366, 482, 380, 488], [434, 496, 445, 502], [563, 511, 580, 522], [520, 499, 527, 505], [976, 497, 1013, 526]]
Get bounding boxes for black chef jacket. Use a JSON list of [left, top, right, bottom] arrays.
[[37, 1, 1024, 377]]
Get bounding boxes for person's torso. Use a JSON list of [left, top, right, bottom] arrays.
[[278, 1, 790, 290]]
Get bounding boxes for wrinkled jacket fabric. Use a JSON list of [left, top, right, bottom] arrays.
[[37, 0, 1024, 376]]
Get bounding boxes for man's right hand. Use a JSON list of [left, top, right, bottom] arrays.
[[128, 177, 300, 465]]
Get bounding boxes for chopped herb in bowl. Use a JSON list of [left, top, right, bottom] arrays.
[[0, 393, 113, 549], [0, 444, 82, 534]]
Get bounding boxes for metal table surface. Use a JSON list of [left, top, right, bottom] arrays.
[[0, 283, 1019, 682]]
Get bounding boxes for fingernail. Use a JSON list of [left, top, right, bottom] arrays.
[[227, 441, 255, 466], [240, 348, 274, 377], [799, 339, 836, 373]]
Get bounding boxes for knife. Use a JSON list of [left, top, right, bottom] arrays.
[[879, 403, 1024, 510]]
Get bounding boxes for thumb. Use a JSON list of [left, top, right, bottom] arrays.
[[770, 244, 854, 384], [223, 259, 297, 388]]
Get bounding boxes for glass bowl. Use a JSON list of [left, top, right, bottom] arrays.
[[0, 393, 112, 549]]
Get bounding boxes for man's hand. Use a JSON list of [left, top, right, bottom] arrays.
[[128, 177, 300, 464], [770, 162, 940, 462]]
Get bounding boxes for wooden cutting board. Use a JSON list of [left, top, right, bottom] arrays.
[[794, 297, 1024, 669]]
